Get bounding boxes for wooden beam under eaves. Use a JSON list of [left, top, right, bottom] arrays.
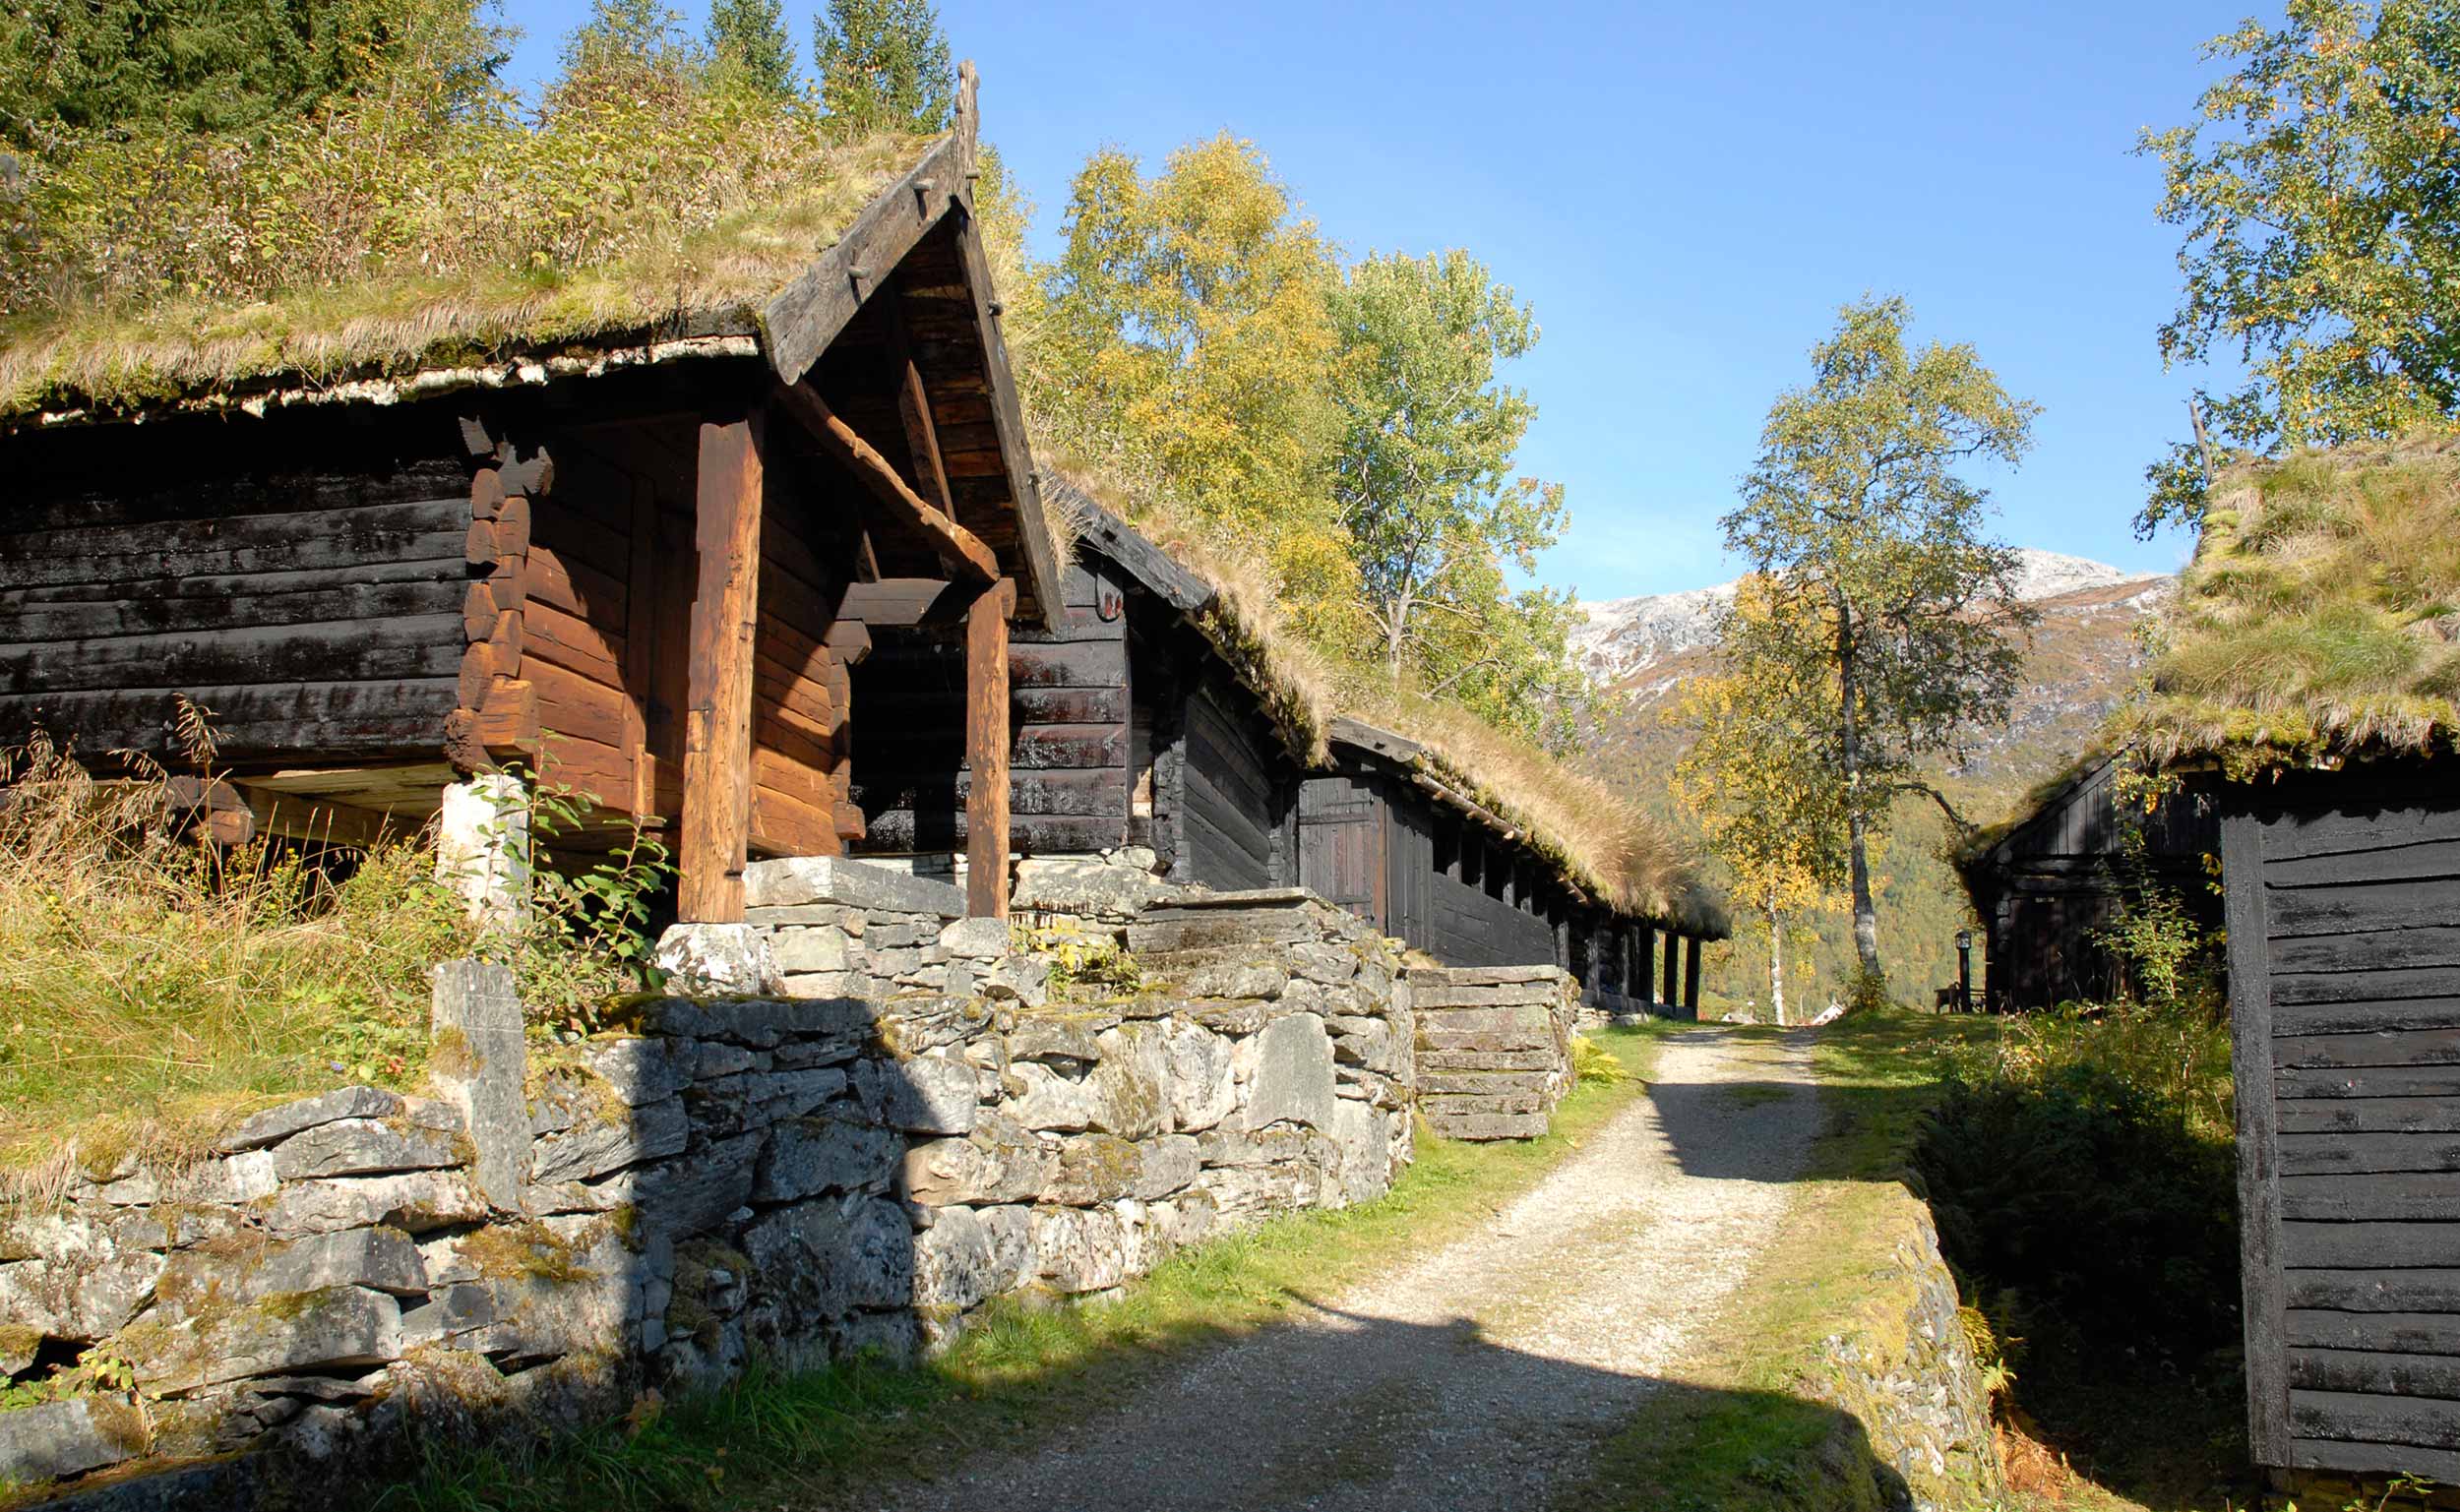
[[771, 382, 1000, 584]]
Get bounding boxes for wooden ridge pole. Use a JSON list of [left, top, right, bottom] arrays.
[[679, 410, 766, 924], [965, 577, 1016, 920]]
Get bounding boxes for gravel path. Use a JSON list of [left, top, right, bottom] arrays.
[[861, 1026, 1823, 1512]]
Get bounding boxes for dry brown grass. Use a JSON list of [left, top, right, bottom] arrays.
[[1043, 461, 1718, 930], [0, 730, 469, 1187], [2130, 431, 2460, 774]]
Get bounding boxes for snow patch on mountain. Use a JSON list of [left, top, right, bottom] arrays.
[[1570, 548, 2168, 681]]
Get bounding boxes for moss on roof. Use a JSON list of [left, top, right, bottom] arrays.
[[2128, 433, 2460, 778], [1049, 464, 1723, 932], [0, 96, 937, 421]]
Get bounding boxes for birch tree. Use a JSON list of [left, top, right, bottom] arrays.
[[1720, 296, 2037, 995]]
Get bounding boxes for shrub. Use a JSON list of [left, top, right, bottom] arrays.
[[1570, 1035, 1629, 1086]]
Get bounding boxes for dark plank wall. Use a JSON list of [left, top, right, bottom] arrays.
[[1178, 673, 1286, 890], [852, 558, 1131, 855], [0, 421, 469, 763], [2232, 766, 2460, 1483]]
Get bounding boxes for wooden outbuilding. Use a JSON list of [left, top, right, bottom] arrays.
[[2132, 441, 2460, 1490], [0, 69, 1057, 922], [1957, 752, 2221, 1010], [845, 486, 1307, 889], [1298, 717, 1726, 1014]]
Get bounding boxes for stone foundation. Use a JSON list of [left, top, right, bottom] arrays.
[[0, 872, 1420, 1507], [1407, 966, 1577, 1140]]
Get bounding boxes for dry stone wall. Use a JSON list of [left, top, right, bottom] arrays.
[[1408, 966, 1578, 1140], [0, 871, 1416, 1508]]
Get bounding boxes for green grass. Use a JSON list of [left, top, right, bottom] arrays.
[[390, 1021, 1680, 1512]]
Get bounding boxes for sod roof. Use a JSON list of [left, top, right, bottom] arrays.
[[2128, 434, 2460, 777], [1049, 473, 1724, 933]]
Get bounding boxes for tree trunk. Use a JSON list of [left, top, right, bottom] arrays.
[[1835, 602, 1882, 979], [1765, 887, 1787, 1026]]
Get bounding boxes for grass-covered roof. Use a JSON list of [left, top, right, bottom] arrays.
[[1049, 468, 1724, 932], [2129, 434, 2460, 777], [0, 69, 945, 422]]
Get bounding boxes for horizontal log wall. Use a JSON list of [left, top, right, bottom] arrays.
[[0, 425, 470, 763], [853, 559, 1130, 856], [1176, 672, 1287, 891], [2232, 766, 2460, 1484]]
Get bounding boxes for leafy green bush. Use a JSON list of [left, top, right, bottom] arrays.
[[1915, 1011, 2239, 1370]]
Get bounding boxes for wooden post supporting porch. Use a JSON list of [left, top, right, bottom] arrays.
[[1683, 934, 1703, 1013], [1634, 927, 1656, 1011], [677, 411, 765, 924], [965, 578, 1017, 920], [1662, 930, 1682, 1007]]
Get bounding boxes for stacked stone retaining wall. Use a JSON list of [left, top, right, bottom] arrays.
[[0, 871, 1415, 1507], [1407, 966, 1577, 1140]]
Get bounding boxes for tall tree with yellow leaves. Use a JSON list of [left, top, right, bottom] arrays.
[[1672, 578, 1848, 1023]]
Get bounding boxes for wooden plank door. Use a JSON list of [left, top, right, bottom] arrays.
[[1299, 775, 1384, 929]]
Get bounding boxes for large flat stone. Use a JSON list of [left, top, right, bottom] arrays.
[[756, 1116, 903, 1202], [744, 856, 964, 918], [742, 1196, 912, 1315], [121, 1286, 403, 1397], [218, 1087, 404, 1153], [529, 1096, 688, 1185], [1243, 1012, 1336, 1133], [0, 1398, 143, 1484], [260, 1171, 488, 1236], [156, 1228, 426, 1321], [854, 1054, 978, 1135], [271, 1106, 465, 1180]]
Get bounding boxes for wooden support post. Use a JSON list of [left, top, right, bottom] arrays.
[[1683, 934, 1703, 1013], [965, 577, 1017, 920], [1634, 927, 1656, 1011], [679, 412, 765, 924], [1662, 930, 1681, 1006]]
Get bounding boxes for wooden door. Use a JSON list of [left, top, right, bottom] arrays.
[[1299, 775, 1384, 929]]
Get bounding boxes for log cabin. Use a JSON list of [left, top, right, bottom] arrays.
[[1301, 717, 1729, 1015], [847, 484, 1305, 888], [2130, 439, 2460, 1491], [1957, 751, 2221, 1010], [840, 484, 1720, 1002], [0, 67, 1057, 923]]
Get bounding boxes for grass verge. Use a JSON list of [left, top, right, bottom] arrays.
[[390, 1021, 1677, 1512]]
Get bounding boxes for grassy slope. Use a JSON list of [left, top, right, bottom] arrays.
[[395, 1024, 1679, 1512]]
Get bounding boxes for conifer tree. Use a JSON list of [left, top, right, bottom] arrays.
[[812, 0, 952, 136]]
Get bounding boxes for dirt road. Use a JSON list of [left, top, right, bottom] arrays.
[[866, 1026, 1822, 1512]]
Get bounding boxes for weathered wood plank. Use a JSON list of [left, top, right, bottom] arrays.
[[2282, 1171, 2460, 1222], [2278, 1029, 2460, 1070], [964, 579, 1015, 919], [2289, 1386, 2460, 1449], [2287, 1308, 2460, 1356], [757, 124, 967, 387], [2289, 1349, 2460, 1400], [2280, 1130, 2460, 1177], [523, 601, 626, 688], [2273, 996, 2460, 1035], [2263, 802, 2460, 863], [949, 185, 1062, 626], [678, 413, 764, 924], [0, 679, 458, 758], [526, 657, 633, 755], [524, 543, 628, 622], [2226, 803, 2294, 1466], [0, 578, 463, 643], [2281, 1221, 2460, 1270], [2281, 1062, 2460, 1100], [2279, 1099, 2460, 1135], [1, 614, 461, 696], [1009, 639, 1127, 689], [2273, 930, 2460, 979], [2270, 877, 2460, 937], [2288, 1270, 2460, 1314], [2285, 1437, 2460, 1483]]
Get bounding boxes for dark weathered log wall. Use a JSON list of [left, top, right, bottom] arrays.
[[853, 557, 1131, 856], [0, 418, 469, 762], [2228, 762, 2460, 1483], [1177, 672, 1288, 890]]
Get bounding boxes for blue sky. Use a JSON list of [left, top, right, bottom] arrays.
[[503, 0, 2248, 601]]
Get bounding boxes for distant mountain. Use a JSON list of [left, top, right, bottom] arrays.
[[1569, 549, 2167, 686]]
